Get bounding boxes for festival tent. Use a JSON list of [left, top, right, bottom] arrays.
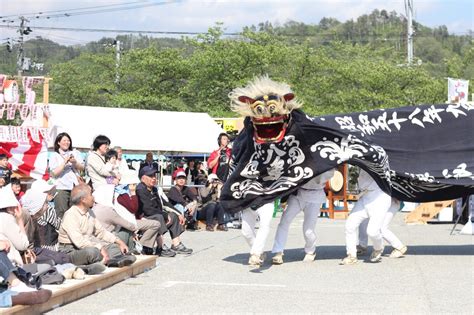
[[48, 104, 224, 154]]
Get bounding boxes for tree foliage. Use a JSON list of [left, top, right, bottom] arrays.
[[1, 10, 471, 117]]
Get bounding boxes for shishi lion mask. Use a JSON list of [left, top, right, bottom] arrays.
[[229, 76, 302, 144]]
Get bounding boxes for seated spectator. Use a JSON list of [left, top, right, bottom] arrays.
[[171, 159, 186, 181], [21, 180, 61, 250], [0, 154, 12, 188], [197, 174, 227, 232], [91, 185, 139, 253], [114, 146, 130, 174], [136, 166, 192, 256], [57, 184, 136, 269], [0, 185, 29, 267], [194, 161, 208, 185], [139, 152, 158, 174], [168, 171, 198, 216], [184, 160, 197, 185], [116, 171, 161, 255], [10, 178, 24, 201], [0, 242, 52, 307]]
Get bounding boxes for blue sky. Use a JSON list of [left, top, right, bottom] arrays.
[[1, 0, 473, 45]]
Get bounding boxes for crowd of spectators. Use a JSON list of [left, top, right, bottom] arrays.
[[0, 131, 233, 308]]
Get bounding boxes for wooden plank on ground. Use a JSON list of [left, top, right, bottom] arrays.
[[405, 200, 454, 224], [1, 255, 157, 315]]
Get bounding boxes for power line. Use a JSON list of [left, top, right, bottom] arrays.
[[1, 1, 178, 21], [0, 24, 240, 36], [0, 0, 146, 19]]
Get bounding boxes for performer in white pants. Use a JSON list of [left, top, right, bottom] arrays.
[[358, 198, 407, 258], [241, 202, 274, 267], [340, 169, 391, 265], [271, 170, 335, 264]]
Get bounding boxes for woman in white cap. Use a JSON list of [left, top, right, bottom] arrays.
[[0, 184, 30, 266], [21, 180, 60, 250], [197, 173, 227, 231]]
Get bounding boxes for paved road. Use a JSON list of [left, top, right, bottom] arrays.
[[48, 213, 473, 314]]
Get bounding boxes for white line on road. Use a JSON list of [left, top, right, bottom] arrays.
[[161, 280, 286, 288]]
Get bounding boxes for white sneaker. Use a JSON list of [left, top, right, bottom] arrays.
[[248, 253, 266, 267], [389, 246, 407, 258], [272, 252, 284, 265], [356, 245, 368, 256], [302, 253, 316, 262], [369, 248, 384, 263], [339, 255, 358, 265]]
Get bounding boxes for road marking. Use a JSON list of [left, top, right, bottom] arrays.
[[161, 280, 286, 288], [100, 309, 125, 315]]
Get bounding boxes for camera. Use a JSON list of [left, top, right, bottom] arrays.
[[219, 149, 228, 164]]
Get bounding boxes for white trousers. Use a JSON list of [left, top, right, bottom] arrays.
[[359, 199, 404, 250], [272, 196, 322, 254], [345, 191, 391, 256], [241, 203, 274, 256]]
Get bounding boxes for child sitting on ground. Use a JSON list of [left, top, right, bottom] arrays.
[[0, 154, 12, 188]]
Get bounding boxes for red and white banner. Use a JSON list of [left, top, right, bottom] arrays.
[[0, 74, 50, 180], [0, 132, 49, 180]]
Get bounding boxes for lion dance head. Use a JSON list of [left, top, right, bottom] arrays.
[[229, 75, 302, 144]]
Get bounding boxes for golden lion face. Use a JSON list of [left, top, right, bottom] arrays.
[[238, 93, 294, 144], [229, 76, 302, 144]]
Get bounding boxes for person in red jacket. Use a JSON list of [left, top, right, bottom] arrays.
[[207, 133, 232, 182]]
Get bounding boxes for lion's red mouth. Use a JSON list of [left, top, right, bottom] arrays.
[[251, 115, 288, 144]]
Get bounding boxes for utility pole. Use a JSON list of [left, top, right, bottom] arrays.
[[115, 40, 121, 85], [405, 0, 414, 65], [16, 16, 32, 76], [17, 16, 26, 76]]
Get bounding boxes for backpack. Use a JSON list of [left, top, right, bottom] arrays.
[[35, 267, 65, 285]]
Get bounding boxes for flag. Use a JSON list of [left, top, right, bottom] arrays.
[[0, 130, 49, 180], [448, 78, 469, 103]]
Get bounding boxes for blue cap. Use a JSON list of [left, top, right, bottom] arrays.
[[139, 165, 158, 178]]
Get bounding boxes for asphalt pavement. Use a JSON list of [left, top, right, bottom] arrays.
[[48, 212, 473, 314]]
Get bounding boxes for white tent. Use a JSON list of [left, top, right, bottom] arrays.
[[48, 104, 223, 153]]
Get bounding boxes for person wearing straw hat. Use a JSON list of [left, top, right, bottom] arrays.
[[21, 180, 61, 250], [271, 169, 335, 265], [0, 184, 30, 266]]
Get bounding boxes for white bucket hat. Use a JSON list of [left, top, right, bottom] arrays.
[[21, 189, 48, 216], [92, 184, 115, 208], [208, 173, 219, 181], [0, 184, 19, 208], [119, 170, 140, 185], [31, 179, 56, 195]]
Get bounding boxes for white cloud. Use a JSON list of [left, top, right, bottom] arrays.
[[2, 0, 471, 45]]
